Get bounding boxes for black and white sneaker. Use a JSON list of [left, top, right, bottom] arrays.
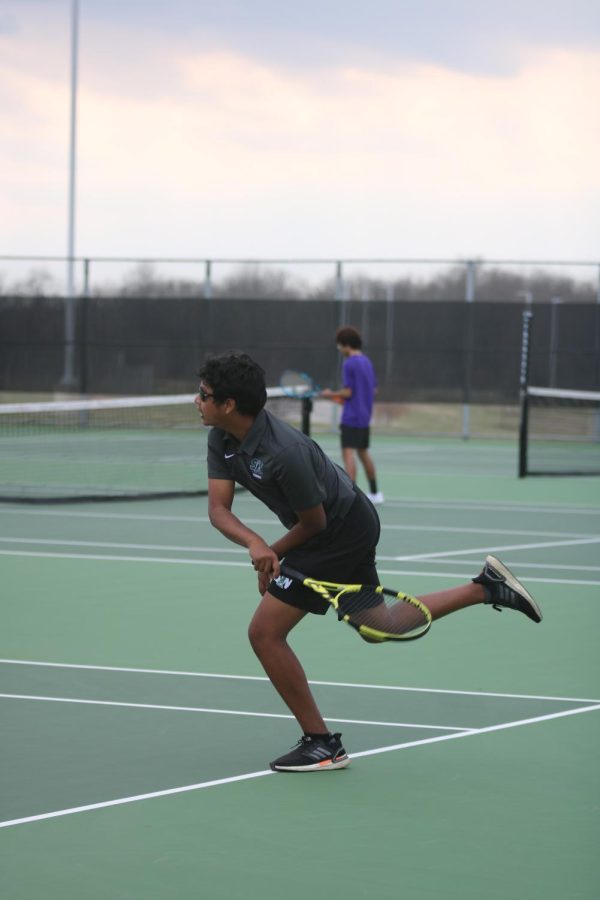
[[474, 555, 542, 623], [270, 733, 350, 772]]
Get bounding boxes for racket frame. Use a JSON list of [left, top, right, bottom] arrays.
[[279, 369, 321, 399], [280, 566, 432, 642]]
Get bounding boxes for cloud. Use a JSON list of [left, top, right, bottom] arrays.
[[1, 6, 599, 260], [6, 0, 600, 76], [0, 13, 18, 36], [70, 44, 598, 199]]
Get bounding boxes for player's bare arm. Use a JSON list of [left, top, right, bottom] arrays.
[[208, 477, 280, 576], [254, 505, 327, 595], [321, 387, 352, 400], [270, 504, 327, 561], [208, 482, 326, 588]]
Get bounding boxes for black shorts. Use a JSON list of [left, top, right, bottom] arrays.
[[268, 489, 381, 615], [340, 425, 370, 449]]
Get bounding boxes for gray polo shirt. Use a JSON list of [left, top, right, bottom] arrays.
[[207, 408, 356, 531]]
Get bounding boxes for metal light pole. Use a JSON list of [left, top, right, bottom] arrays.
[[61, 0, 79, 389], [461, 260, 477, 439]]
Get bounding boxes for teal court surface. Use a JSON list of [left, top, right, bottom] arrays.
[[1, 436, 599, 900]]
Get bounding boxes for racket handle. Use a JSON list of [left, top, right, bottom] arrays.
[[279, 565, 307, 582]]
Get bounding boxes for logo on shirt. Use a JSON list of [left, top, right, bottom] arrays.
[[249, 457, 264, 480]]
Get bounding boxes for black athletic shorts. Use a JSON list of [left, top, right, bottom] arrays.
[[268, 489, 381, 615], [340, 425, 370, 449]]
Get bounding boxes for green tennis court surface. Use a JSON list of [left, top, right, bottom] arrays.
[[1, 436, 599, 899]]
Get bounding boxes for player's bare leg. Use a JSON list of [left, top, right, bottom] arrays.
[[357, 447, 377, 483], [248, 592, 328, 734], [418, 583, 487, 620], [354, 583, 484, 638], [342, 447, 357, 482]]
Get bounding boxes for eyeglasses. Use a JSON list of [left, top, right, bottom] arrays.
[[198, 388, 215, 402]]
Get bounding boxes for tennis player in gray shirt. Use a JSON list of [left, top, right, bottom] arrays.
[[195, 352, 542, 772]]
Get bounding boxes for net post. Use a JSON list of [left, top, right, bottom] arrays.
[[518, 309, 533, 478], [518, 392, 529, 478], [301, 397, 312, 436]]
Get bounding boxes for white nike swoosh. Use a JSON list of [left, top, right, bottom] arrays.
[[224, 453, 236, 459]]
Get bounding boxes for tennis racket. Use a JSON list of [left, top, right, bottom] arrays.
[[280, 369, 321, 399], [280, 566, 432, 643]]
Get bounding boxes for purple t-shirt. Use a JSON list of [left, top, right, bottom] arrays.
[[341, 354, 377, 428]]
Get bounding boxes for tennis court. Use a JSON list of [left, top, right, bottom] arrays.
[[1, 434, 599, 900]]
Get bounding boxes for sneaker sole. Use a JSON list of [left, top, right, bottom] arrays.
[[486, 555, 543, 623], [270, 756, 350, 773]]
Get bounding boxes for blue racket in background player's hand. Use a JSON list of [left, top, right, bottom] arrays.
[[280, 370, 321, 399]]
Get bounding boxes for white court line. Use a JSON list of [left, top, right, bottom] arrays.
[[0, 508, 272, 526], [351, 703, 600, 759], [376, 567, 600, 587], [0, 693, 472, 732], [388, 536, 600, 561], [2, 659, 598, 704], [379, 558, 600, 573], [2, 548, 599, 586], [2, 503, 600, 524], [0, 549, 246, 568], [2, 538, 599, 575], [0, 770, 274, 830], [374, 498, 600, 516], [0, 525, 600, 560], [2, 514, 599, 540], [1, 703, 598, 831], [2, 521, 600, 543], [235, 495, 600, 517], [0, 537, 248, 554]]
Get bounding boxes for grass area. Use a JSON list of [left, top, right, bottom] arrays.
[[311, 400, 522, 438]]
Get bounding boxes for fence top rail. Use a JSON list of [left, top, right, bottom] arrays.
[[0, 255, 599, 267]]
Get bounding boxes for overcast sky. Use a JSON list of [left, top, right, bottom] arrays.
[[1, 0, 599, 273]]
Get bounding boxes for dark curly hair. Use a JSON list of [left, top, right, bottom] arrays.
[[197, 352, 267, 416], [335, 326, 362, 349]]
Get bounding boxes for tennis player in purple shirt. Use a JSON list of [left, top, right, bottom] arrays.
[[321, 326, 384, 504]]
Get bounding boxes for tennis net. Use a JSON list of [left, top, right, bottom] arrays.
[[0, 389, 310, 502], [518, 386, 600, 477]]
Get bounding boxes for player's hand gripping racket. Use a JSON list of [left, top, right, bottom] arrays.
[[280, 566, 432, 643], [280, 369, 321, 399]]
